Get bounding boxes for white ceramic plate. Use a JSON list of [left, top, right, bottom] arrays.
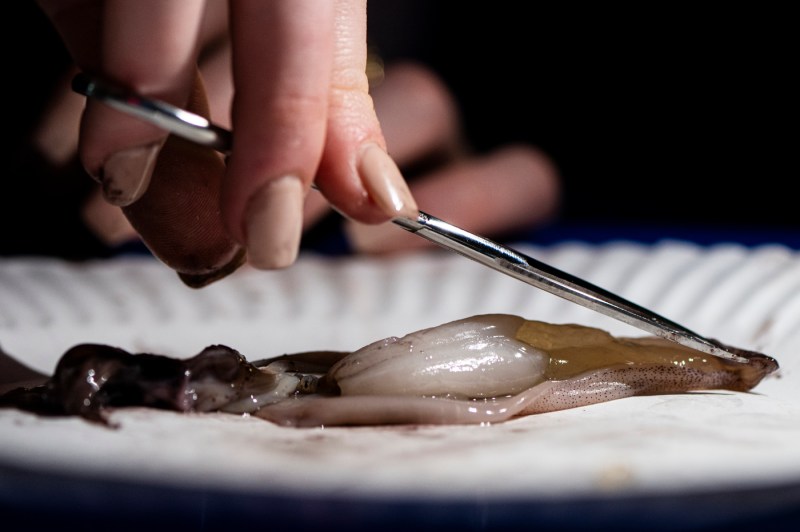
[[2, 240, 799, 530]]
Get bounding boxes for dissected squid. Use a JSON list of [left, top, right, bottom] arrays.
[[0, 314, 779, 427]]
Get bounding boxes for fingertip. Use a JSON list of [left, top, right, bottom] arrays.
[[77, 97, 170, 199]]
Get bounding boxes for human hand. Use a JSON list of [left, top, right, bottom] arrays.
[[197, 53, 561, 255], [32, 1, 560, 282], [36, 0, 417, 287]]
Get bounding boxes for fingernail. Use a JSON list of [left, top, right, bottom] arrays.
[[244, 176, 305, 269], [99, 143, 161, 206], [358, 144, 418, 219]]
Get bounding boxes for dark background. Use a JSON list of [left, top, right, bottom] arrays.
[[2, 2, 796, 258], [367, 2, 795, 232]]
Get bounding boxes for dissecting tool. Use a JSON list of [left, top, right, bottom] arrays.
[[71, 72, 749, 363]]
